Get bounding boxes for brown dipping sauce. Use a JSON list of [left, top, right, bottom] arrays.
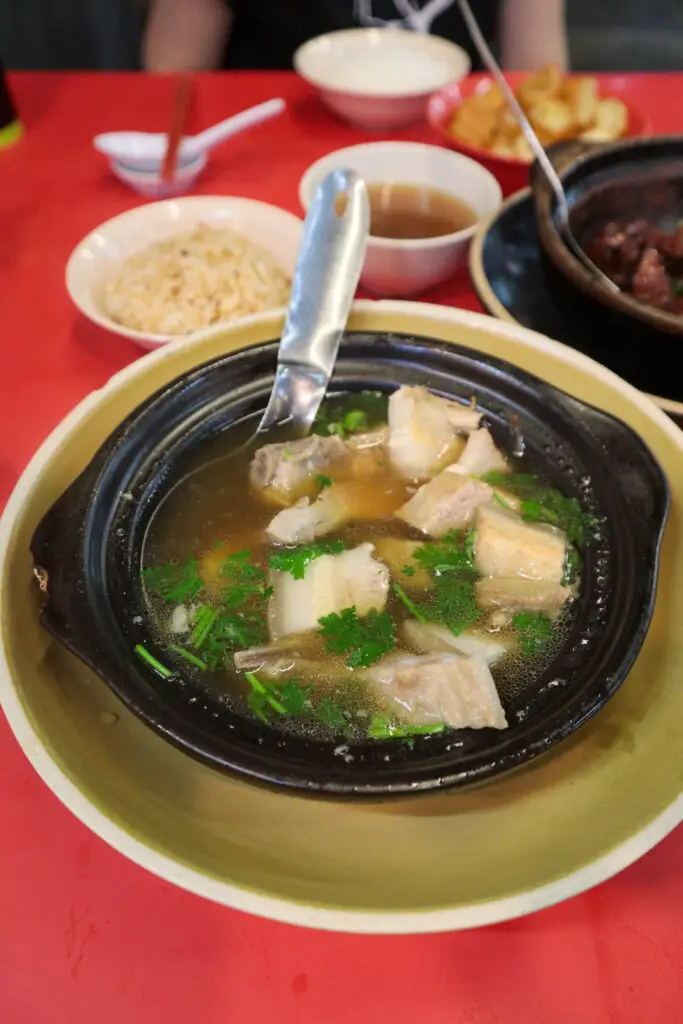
[[367, 182, 477, 240]]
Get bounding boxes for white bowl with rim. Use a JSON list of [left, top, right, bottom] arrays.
[[65, 196, 303, 350], [294, 28, 470, 129], [299, 142, 503, 296]]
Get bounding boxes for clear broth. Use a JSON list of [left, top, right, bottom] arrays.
[[367, 182, 478, 240], [141, 394, 576, 742]]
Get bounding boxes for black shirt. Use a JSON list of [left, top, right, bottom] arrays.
[[223, 1, 499, 70]]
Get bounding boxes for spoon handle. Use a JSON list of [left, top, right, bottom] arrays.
[[191, 98, 285, 154], [455, 0, 569, 224], [257, 168, 370, 436]]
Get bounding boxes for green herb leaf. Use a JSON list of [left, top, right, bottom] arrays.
[[268, 539, 346, 580], [317, 697, 348, 730], [245, 672, 286, 722], [482, 472, 595, 548], [318, 606, 395, 668], [143, 557, 205, 605], [315, 473, 333, 490], [513, 611, 554, 656], [412, 529, 477, 577], [219, 549, 270, 606], [368, 714, 446, 739], [493, 492, 512, 509], [202, 611, 266, 670], [424, 574, 482, 636], [278, 680, 314, 715], [342, 409, 368, 433], [407, 531, 482, 636], [401, 564, 416, 577]]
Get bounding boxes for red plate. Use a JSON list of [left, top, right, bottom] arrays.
[[426, 74, 651, 194]]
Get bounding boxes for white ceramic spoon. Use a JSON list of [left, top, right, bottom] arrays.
[[94, 97, 285, 172]]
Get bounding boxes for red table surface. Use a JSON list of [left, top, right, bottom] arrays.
[[1, 72, 683, 1024]]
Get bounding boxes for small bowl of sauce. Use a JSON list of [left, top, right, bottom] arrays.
[[300, 143, 502, 296]]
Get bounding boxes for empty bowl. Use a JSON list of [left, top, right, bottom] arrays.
[[294, 28, 470, 129], [299, 142, 502, 296]]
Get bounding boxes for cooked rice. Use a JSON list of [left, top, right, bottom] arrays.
[[103, 223, 291, 336]]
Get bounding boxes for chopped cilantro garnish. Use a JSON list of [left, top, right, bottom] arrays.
[[240, 674, 347, 732], [318, 606, 395, 668], [167, 644, 208, 671], [342, 409, 367, 433], [143, 557, 204, 605], [493, 492, 512, 510], [245, 672, 286, 722], [317, 697, 348, 730], [412, 529, 477, 577], [401, 564, 416, 577], [424, 574, 482, 636], [278, 680, 314, 715], [407, 530, 482, 636], [312, 392, 386, 439], [190, 605, 219, 649], [219, 549, 270, 606], [134, 643, 173, 678], [367, 715, 446, 739], [482, 471, 594, 548], [315, 473, 333, 490], [268, 539, 346, 580], [513, 612, 554, 656]]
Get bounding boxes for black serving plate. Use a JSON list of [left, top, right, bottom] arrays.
[[30, 333, 669, 796], [469, 187, 683, 424]]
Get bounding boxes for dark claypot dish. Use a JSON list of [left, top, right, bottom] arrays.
[[30, 332, 669, 796], [533, 135, 683, 349]]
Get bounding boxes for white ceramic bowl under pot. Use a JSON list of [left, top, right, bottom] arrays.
[[299, 142, 503, 296], [294, 28, 470, 129]]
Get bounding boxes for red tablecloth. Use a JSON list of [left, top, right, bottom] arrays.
[[1, 72, 683, 1024]]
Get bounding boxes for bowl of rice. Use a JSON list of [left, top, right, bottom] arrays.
[[66, 196, 303, 350]]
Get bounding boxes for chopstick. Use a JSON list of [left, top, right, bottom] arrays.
[[161, 75, 194, 183]]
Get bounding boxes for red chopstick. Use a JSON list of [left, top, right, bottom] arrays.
[[161, 75, 194, 183]]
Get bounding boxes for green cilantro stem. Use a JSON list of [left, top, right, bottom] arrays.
[[168, 644, 208, 671], [191, 607, 219, 649], [245, 672, 286, 715], [368, 714, 446, 739], [392, 582, 427, 623], [135, 644, 173, 678]]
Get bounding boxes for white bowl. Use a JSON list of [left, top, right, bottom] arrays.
[[65, 196, 303, 350], [299, 142, 502, 296], [110, 153, 208, 198], [294, 28, 470, 129]]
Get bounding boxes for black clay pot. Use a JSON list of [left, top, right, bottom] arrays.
[[533, 136, 683, 393], [31, 333, 669, 797]]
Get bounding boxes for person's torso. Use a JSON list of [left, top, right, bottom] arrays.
[[225, 0, 499, 70]]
